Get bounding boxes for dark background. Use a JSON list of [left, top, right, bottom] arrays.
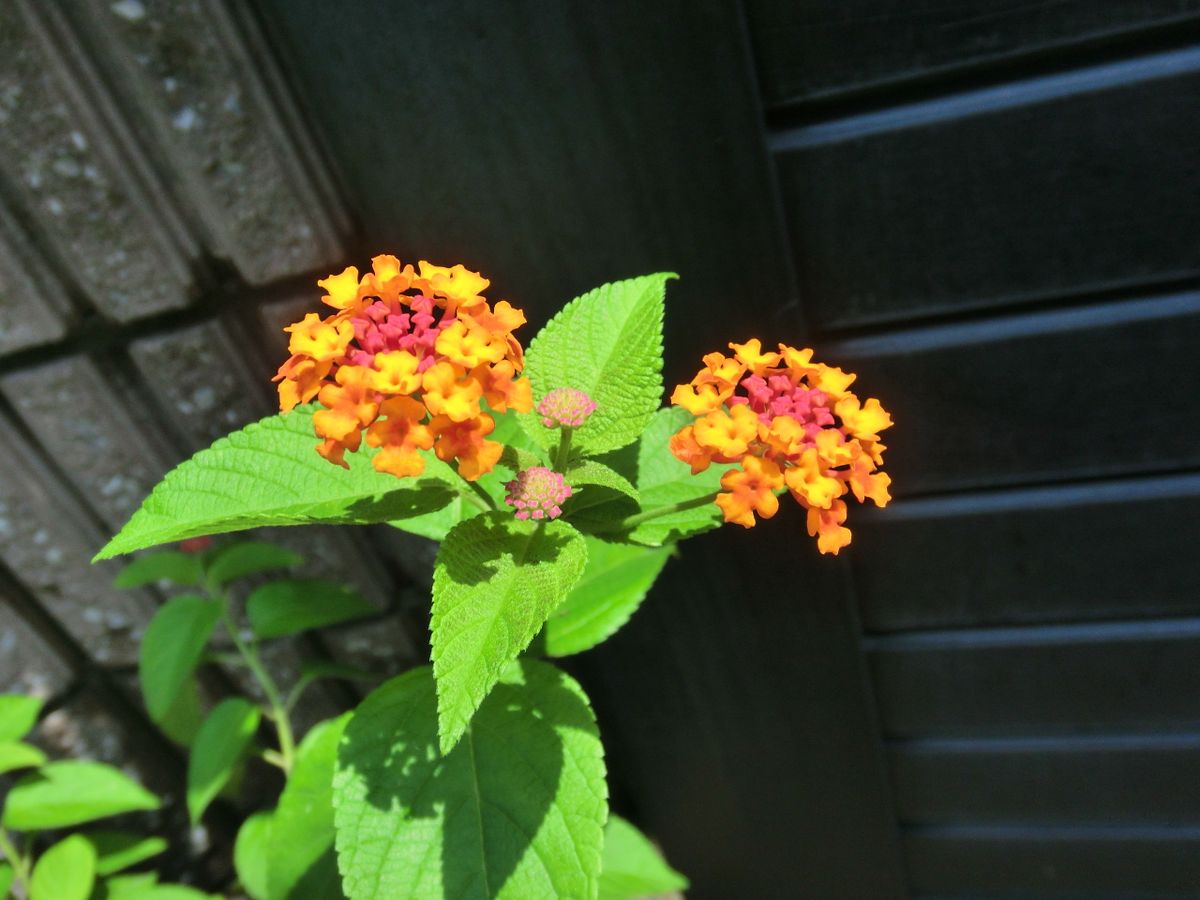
[[2, 1, 1199, 897]]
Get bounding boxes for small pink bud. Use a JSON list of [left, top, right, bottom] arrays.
[[504, 466, 573, 520], [537, 387, 597, 429]]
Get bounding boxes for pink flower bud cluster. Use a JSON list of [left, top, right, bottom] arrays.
[[536, 387, 596, 429], [504, 466, 573, 520]]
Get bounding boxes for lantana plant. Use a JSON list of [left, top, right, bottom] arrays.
[[93, 259, 892, 899]]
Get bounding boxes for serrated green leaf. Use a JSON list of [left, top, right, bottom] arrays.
[[599, 815, 688, 900], [3, 761, 158, 830], [333, 660, 607, 900], [520, 274, 673, 455], [234, 811, 273, 900], [187, 699, 260, 824], [542, 539, 671, 657], [267, 715, 349, 900], [113, 551, 203, 589], [567, 460, 640, 504], [246, 578, 376, 640], [87, 831, 168, 877], [0, 740, 47, 774], [94, 406, 458, 560], [432, 513, 587, 753], [31, 834, 96, 900], [0, 693, 42, 741], [139, 595, 222, 723], [204, 541, 304, 587]]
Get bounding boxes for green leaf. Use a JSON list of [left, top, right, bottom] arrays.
[[157, 679, 204, 746], [30, 834, 96, 900], [333, 660, 607, 900], [542, 539, 671, 657], [267, 715, 349, 900], [520, 274, 674, 455], [139, 595, 222, 723], [94, 406, 458, 560], [567, 460, 639, 504], [626, 406, 731, 546], [0, 740, 47, 774], [87, 831, 168, 877], [105, 886, 214, 900], [2, 761, 159, 830], [599, 815, 689, 900], [204, 541, 304, 587], [0, 694, 42, 741], [187, 699, 261, 824], [113, 551, 203, 589], [432, 513, 587, 753], [234, 811, 273, 900], [247, 578, 376, 639], [388, 494, 479, 541], [0, 862, 13, 898]]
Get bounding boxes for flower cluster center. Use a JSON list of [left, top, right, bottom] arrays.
[[345, 296, 451, 371], [730, 373, 835, 448]]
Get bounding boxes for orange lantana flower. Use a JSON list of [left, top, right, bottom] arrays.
[[273, 255, 531, 480], [669, 339, 893, 554]]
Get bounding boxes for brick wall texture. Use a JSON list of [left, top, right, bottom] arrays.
[[0, 0, 422, 784]]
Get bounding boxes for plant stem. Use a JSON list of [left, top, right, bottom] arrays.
[[600, 491, 720, 532], [552, 427, 574, 472], [0, 829, 30, 891], [463, 477, 496, 512], [220, 603, 296, 775]]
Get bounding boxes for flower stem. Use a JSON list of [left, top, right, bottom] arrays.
[[601, 491, 720, 532], [552, 427, 574, 472], [0, 829, 30, 891], [220, 601, 295, 775], [463, 477, 496, 512]]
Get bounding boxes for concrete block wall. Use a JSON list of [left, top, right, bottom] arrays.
[[0, 0, 426, 830]]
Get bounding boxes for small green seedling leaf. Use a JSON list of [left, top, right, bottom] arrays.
[[187, 698, 261, 824], [0, 693, 42, 741], [542, 538, 671, 656], [0, 740, 47, 775], [432, 513, 587, 753], [599, 815, 689, 900], [520, 274, 674, 455], [333, 660, 607, 900], [139, 595, 222, 723], [266, 714, 349, 899], [157, 679, 204, 746], [87, 831, 169, 877], [247, 578, 376, 639], [2, 761, 159, 830], [204, 541, 304, 587], [30, 834, 96, 900], [95, 406, 459, 560], [114, 550, 203, 589]]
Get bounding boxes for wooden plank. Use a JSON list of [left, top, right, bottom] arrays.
[[828, 293, 1200, 495], [852, 474, 1200, 632], [774, 50, 1200, 328], [868, 618, 1200, 738], [891, 734, 1200, 824], [571, 513, 906, 898], [743, 0, 1200, 106], [905, 824, 1200, 896]]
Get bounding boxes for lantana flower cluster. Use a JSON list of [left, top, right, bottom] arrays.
[[273, 256, 532, 480], [669, 340, 893, 554]]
